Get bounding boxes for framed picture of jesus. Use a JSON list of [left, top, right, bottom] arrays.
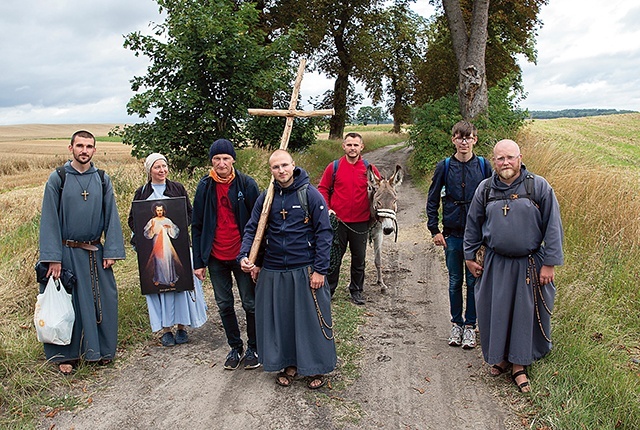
[[131, 196, 194, 295]]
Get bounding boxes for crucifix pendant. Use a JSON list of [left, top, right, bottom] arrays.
[[279, 208, 288, 219], [81, 190, 89, 201], [502, 203, 509, 216]]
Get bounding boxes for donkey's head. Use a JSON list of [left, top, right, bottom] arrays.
[[368, 164, 403, 237]]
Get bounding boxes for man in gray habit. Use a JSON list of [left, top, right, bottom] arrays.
[[39, 130, 125, 375], [464, 139, 563, 393]]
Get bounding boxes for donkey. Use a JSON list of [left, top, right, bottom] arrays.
[[367, 164, 403, 291]]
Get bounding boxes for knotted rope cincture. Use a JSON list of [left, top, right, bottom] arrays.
[[527, 255, 553, 343], [376, 208, 398, 242]]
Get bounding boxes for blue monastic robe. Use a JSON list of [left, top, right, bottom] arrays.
[[464, 167, 564, 366], [39, 161, 125, 363]]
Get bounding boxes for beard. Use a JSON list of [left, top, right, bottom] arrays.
[[498, 166, 519, 181], [73, 153, 92, 165]]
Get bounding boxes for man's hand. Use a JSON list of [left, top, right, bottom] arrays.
[[539, 265, 555, 285], [465, 259, 483, 278], [310, 272, 325, 290], [432, 232, 446, 248], [240, 257, 255, 273], [194, 268, 206, 281], [103, 259, 116, 269], [47, 262, 62, 280]]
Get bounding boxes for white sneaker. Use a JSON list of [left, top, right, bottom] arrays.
[[448, 325, 463, 346], [462, 326, 477, 349]]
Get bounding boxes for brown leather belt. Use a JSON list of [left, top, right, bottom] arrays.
[[62, 239, 101, 251]]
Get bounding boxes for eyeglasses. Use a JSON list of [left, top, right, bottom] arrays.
[[454, 136, 475, 143], [493, 155, 521, 164]]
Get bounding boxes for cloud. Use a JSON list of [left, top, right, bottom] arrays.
[[0, 0, 161, 124]]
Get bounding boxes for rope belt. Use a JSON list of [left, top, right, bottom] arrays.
[[527, 255, 552, 342], [62, 239, 101, 251]]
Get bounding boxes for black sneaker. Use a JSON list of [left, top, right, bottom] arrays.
[[351, 291, 365, 305], [224, 347, 243, 370], [174, 329, 188, 344], [243, 347, 260, 370], [160, 331, 175, 347]]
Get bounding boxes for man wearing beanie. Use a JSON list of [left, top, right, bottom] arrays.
[[192, 139, 261, 370]]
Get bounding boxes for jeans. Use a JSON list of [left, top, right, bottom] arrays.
[[327, 221, 369, 295], [208, 257, 256, 350], [444, 236, 476, 327]]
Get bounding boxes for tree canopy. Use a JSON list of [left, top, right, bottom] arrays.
[[117, 0, 295, 170], [416, 0, 548, 118]]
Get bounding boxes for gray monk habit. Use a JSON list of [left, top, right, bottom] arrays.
[[39, 161, 125, 363], [464, 166, 563, 366]]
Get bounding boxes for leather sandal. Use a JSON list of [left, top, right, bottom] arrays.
[[511, 369, 531, 393], [490, 361, 511, 376], [307, 375, 326, 390], [276, 367, 297, 387]]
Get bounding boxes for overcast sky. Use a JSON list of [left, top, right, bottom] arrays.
[[1, 0, 638, 125]]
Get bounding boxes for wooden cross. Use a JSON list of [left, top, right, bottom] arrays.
[[246, 58, 334, 263], [279, 208, 288, 219], [502, 203, 510, 216], [81, 190, 89, 201]]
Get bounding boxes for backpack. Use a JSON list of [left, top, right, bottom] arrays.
[[328, 158, 370, 197], [442, 156, 489, 205], [55, 165, 107, 204], [482, 173, 538, 209], [443, 155, 488, 190], [296, 183, 311, 224]]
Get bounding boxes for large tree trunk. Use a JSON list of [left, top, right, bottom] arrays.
[[392, 87, 403, 134], [329, 70, 349, 140], [442, 0, 490, 121]]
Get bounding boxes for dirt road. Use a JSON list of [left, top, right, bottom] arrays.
[[40, 144, 523, 430]]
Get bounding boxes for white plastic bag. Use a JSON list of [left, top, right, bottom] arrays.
[[33, 276, 75, 345]]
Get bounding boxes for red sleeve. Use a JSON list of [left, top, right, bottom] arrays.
[[317, 162, 334, 208]]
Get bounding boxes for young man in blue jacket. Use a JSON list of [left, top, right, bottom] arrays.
[[426, 121, 491, 349], [239, 150, 336, 389]]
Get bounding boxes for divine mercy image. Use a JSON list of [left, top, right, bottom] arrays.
[[132, 197, 193, 294]]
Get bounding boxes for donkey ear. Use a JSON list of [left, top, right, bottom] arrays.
[[367, 164, 380, 185], [389, 164, 403, 187]]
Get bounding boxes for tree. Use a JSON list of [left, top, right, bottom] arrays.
[[417, 0, 548, 112], [268, 0, 385, 139], [357, 106, 373, 125], [442, 0, 490, 121], [360, 2, 428, 132], [370, 107, 388, 125], [116, 0, 294, 170]]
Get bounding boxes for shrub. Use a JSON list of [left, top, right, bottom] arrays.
[[408, 77, 527, 176]]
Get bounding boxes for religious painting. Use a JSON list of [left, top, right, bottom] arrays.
[[131, 196, 194, 294]]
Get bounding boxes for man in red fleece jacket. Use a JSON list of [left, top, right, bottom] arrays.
[[318, 132, 380, 305]]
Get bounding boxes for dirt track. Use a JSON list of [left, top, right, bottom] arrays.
[[40, 143, 523, 430]]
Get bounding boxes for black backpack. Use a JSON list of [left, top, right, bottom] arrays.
[[483, 173, 538, 209], [55, 165, 107, 204]]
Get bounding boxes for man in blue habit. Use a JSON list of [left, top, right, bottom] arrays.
[[464, 139, 563, 393], [38, 130, 125, 375], [239, 149, 336, 389]]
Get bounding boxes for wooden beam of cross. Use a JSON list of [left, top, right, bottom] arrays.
[[246, 58, 334, 264]]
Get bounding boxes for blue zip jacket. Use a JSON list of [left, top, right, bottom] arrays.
[[238, 167, 332, 274], [426, 154, 491, 237], [192, 169, 260, 269]]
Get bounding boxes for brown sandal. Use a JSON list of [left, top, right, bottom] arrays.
[[276, 367, 297, 387], [307, 375, 326, 390]]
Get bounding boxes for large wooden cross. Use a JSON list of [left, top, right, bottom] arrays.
[[246, 58, 334, 263]]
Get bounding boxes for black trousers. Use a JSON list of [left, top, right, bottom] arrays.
[[327, 221, 369, 295]]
